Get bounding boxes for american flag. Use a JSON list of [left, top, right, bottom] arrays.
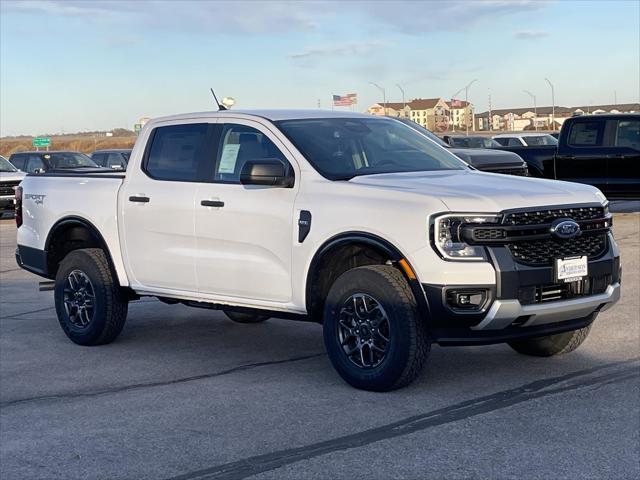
[[333, 94, 356, 106]]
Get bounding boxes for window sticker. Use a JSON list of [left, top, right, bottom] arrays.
[[218, 143, 240, 174]]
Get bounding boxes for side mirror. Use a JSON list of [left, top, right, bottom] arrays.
[[240, 159, 293, 187]]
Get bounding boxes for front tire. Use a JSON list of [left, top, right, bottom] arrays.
[[508, 326, 591, 357], [54, 248, 128, 346], [323, 265, 429, 391]]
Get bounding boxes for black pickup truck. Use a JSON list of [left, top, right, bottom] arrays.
[[494, 114, 639, 199]]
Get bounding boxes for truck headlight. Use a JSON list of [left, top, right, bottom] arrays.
[[432, 213, 501, 261]]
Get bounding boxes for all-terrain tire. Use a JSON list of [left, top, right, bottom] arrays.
[[508, 326, 592, 357], [224, 311, 270, 323], [54, 248, 128, 346], [323, 265, 430, 391]]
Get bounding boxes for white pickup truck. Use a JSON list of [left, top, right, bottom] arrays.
[[15, 110, 621, 391]]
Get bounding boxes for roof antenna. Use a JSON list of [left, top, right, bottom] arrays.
[[210, 88, 227, 111]]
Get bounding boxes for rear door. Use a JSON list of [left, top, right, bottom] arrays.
[[120, 121, 216, 292], [555, 119, 609, 192], [607, 118, 640, 198], [194, 119, 298, 303]]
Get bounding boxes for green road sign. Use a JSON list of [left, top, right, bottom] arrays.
[[32, 137, 51, 148]]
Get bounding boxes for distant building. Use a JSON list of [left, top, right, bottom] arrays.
[[446, 100, 474, 131], [367, 102, 410, 118], [476, 103, 640, 131]]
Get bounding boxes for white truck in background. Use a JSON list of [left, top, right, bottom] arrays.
[[15, 110, 621, 391]]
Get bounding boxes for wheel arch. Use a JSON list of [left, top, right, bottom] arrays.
[[304, 231, 429, 323], [44, 216, 128, 286]]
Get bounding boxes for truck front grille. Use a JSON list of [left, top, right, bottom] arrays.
[[504, 206, 606, 225], [0, 181, 20, 196], [507, 234, 608, 266]]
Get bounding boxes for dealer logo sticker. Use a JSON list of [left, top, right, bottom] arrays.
[[550, 219, 581, 239]]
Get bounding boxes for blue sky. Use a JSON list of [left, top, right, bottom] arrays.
[[1, 0, 638, 136]]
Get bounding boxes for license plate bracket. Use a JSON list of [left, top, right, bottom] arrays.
[[555, 256, 588, 283]]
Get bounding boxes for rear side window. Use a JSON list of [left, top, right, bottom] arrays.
[[506, 138, 522, 147], [145, 124, 211, 181], [568, 121, 604, 147], [106, 152, 126, 169], [493, 138, 508, 146], [91, 153, 107, 167], [614, 120, 640, 149], [25, 155, 46, 173]]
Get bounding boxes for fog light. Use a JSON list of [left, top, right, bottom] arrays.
[[446, 289, 488, 311]]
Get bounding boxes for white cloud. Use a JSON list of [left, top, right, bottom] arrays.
[[513, 30, 549, 39], [289, 42, 391, 60]]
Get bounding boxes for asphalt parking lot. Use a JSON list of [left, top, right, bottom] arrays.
[[0, 213, 638, 480]]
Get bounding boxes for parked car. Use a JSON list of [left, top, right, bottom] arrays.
[[91, 149, 131, 170], [15, 110, 620, 391], [442, 135, 502, 149], [9, 151, 98, 174], [493, 114, 639, 198], [493, 133, 559, 147], [396, 118, 528, 175], [0, 155, 26, 217]]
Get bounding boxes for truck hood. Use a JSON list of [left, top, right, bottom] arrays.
[[0, 171, 26, 182], [348, 170, 604, 212], [449, 148, 526, 170]]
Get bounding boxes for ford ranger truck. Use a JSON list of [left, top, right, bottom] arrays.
[[15, 110, 621, 391]]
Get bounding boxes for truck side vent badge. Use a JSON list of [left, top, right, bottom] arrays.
[[298, 210, 312, 243]]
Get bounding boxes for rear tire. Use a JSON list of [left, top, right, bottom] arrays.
[[508, 326, 591, 357], [224, 311, 270, 323], [323, 265, 429, 391], [54, 248, 128, 346]]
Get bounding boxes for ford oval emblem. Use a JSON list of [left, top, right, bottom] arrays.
[[550, 219, 581, 239]]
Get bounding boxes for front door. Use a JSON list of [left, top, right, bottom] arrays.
[[555, 119, 608, 192], [120, 122, 216, 292], [194, 120, 297, 303]]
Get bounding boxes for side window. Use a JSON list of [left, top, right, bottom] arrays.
[[568, 121, 604, 147], [25, 156, 46, 173], [91, 153, 107, 167], [10, 155, 26, 170], [106, 153, 126, 169], [614, 120, 640, 149], [214, 124, 288, 183], [507, 138, 521, 147], [144, 123, 210, 181]]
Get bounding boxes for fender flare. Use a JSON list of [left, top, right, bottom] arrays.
[[305, 231, 430, 320], [45, 216, 127, 286]]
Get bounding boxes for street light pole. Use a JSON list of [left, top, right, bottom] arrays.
[[524, 90, 538, 131], [464, 78, 477, 135], [369, 82, 386, 114], [545, 78, 555, 131], [396, 84, 406, 116]]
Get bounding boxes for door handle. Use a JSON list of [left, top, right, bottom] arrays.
[[129, 196, 150, 203], [201, 200, 224, 207]]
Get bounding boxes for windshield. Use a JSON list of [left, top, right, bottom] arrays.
[[450, 137, 501, 148], [393, 118, 450, 147], [45, 152, 98, 169], [276, 117, 465, 180], [0, 156, 18, 172], [522, 135, 558, 146]]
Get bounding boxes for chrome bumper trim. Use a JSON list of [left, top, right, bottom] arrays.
[[472, 283, 621, 331]]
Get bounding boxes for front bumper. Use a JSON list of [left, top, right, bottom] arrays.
[[424, 233, 621, 345]]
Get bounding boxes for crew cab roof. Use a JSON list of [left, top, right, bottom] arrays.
[[151, 109, 373, 124]]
